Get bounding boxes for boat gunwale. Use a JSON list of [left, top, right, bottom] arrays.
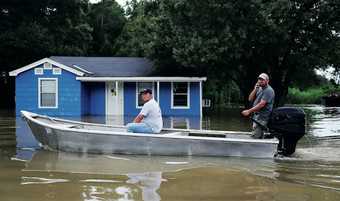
[[21, 110, 279, 144]]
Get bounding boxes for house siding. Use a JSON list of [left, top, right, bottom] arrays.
[[124, 82, 201, 116], [81, 83, 90, 115], [82, 82, 105, 115], [124, 82, 137, 115], [160, 82, 200, 116], [15, 64, 81, 116]]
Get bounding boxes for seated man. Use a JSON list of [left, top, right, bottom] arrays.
[[126, 88, 163, 134]]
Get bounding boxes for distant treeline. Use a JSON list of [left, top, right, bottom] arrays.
[[0, 0, 339, 108]]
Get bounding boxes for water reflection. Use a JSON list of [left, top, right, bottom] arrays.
[[1, 145, 340, 201], [3, 106, 340, 201], [127, 172, 163, 201], [305, 106, 340, 138], [12, 149, 340, 200]]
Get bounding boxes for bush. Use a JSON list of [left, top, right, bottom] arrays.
[[287, 85, 339, 104]]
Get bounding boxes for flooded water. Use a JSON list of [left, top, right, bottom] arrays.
[[1, 105, 340, 201]]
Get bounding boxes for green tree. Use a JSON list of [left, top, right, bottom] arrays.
[[88, 0, 126, 56], [114, 0, 159, 57], [147, 0, 340, 106], [0, 0, 93, 107]]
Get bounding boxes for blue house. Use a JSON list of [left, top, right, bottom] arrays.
[[9, 57, 206, 118]]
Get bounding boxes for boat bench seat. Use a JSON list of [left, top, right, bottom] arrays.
[[162, 132, 186, 136]]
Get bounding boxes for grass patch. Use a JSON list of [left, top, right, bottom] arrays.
[[287, 86, 339, 104]]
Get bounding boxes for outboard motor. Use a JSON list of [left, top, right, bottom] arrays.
[[267, 107, 306, 156]]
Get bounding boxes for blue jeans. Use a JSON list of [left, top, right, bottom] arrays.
[[126, 123, 154, 134]]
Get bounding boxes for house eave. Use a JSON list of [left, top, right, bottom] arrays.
[[76, 77, 207, 82], [9, 58, 85, 77]]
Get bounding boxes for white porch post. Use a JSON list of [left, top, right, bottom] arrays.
[[199, 81, 203, 129], [115, 81, 118, 109], [157, 81, 160, 103]]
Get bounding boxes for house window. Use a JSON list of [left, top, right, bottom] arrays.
[[34, 68, 43, 75], [52, 68, 62, 75], [43, 62, 52, 69], [136, 82, 154, 108], [172, 82, 190, 108], [39, 78, 58, 108]]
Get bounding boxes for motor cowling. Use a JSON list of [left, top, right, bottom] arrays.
[[267, 107, 306, 156]]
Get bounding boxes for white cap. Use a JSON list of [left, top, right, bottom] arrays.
[[258, 73, 269, 80]]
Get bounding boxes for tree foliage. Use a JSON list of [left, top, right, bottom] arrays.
[[114, 0, 159, 57], [145, 0, 340, 105], [88, 0, 126, 55], [0, 0, 339, 108], [0, 0, 126, 107]]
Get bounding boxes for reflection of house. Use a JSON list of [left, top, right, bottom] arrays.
[[10, 57, 206, 116]]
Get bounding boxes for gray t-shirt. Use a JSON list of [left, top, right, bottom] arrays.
[[253, 85, 275, 122], [140, 99, 163, 133]]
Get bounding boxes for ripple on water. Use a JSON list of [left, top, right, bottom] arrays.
[[21, 176, 69, 185], [308, 107, 340, 138], [293, 147, 340, 162]]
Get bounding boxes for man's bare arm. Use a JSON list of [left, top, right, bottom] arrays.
[[133, 114, 144, 123], [241, 99, 267, 116], [248, 88, 258, 102]]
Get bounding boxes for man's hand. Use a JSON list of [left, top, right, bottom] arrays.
[[249, 81, 260, 102], [242, 100, 267, 117], [241, 109, 251, 117]]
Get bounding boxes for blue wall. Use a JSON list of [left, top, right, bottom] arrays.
[[15, 64, 82, 116], [15, 66, 201, 117], [124, 82, 201, 116], [81, 82, 105, 115], [81, 83, 90, 115], [124, 82, 137, 115], [160, 82, 201, 116]]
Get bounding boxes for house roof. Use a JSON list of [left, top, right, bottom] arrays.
[[50, 56, 155, 77], [9, 56, 207, 82]]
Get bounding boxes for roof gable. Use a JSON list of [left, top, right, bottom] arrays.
[[9, 58, 85, 76]]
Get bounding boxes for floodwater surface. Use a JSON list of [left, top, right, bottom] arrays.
[[1, 105, 340, 201]]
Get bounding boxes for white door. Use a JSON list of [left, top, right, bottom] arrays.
[[106, 81, 124, 116]]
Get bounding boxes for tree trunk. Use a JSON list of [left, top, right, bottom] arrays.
[[270, 69, 290, 107]]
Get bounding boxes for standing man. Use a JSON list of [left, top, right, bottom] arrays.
[[126, 88, 163, 134], [241, 73, 275, 138]]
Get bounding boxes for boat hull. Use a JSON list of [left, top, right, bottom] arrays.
[[23, 111, 278, 158]]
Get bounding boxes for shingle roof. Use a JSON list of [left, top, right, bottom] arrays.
[[50, 56, 155, 77]]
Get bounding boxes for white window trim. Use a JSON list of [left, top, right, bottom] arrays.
[[171, 82, 190, 109], [34, 68, 44, 75], [38, 78, 58, 109], [52, 68, 62, 75], [136, 82, 155, 109]]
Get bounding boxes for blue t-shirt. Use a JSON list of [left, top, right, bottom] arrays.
[[253, 85, 275, 122]]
